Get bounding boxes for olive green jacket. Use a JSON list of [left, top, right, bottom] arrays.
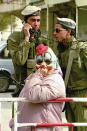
[[7, 30, 48, 82], [58, 37, 87, 91]]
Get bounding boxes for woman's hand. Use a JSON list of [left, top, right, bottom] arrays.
[[37, 68, 48, 77], [35, 65, 54, 77], [40, 68, 48, 77]]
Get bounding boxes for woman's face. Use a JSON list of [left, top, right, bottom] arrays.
[[35, 52, 54, 76]]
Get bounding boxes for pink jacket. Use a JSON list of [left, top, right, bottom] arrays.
[[10, 70, 66, 131]]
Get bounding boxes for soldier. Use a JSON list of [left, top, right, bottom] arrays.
[[54, 17, 87, 131], [8, 5, 48, 97]]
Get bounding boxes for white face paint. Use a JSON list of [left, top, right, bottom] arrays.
[[35, 52, 55, 76]]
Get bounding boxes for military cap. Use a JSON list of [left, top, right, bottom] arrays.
[[56, 17, 76, 29], [21, 5, 41, 16]]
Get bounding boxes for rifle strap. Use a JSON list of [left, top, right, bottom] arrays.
[[64, 49, 76, 87]]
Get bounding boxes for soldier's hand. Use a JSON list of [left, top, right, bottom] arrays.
[[23, 23, 32, 42]]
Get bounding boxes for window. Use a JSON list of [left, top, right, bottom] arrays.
[[78, 7, 87, 40], [2, 0, 12, 3], [30, 0, 41, 3]]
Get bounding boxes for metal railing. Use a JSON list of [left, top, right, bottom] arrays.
[[0, 97, 87, 131]]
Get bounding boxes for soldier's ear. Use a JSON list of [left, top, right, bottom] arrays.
[[67, 29, 71, 34]]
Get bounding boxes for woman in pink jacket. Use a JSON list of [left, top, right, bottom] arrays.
[[10, 44, 66, 131]]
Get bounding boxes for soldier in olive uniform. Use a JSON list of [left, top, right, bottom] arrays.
[[54, 17, 87, 131], [8, 5, 48, 97]]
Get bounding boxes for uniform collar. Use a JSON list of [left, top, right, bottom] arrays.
[[57, 36, 75, 52]]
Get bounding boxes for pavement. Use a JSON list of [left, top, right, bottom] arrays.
[[0, 86, 68, 131]]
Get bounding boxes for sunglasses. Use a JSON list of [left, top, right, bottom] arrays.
[[55, 28, 65, 33], [36, 52, 52, 65]]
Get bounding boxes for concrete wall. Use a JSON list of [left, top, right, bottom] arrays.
[[75, 0, 87, 7], [44, 0, 71, 6], [0, 0, 28, 13]]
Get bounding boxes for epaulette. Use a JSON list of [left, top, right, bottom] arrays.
[[8, 37, 16, 42]]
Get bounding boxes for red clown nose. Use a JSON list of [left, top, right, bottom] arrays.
[[41, 65, 46, 69]]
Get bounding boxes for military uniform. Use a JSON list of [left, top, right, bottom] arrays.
[[57, 36, 87, 131], [8, 30, 48, 80], [7, 30, 48, 94], [7, 5, 48, 85]]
